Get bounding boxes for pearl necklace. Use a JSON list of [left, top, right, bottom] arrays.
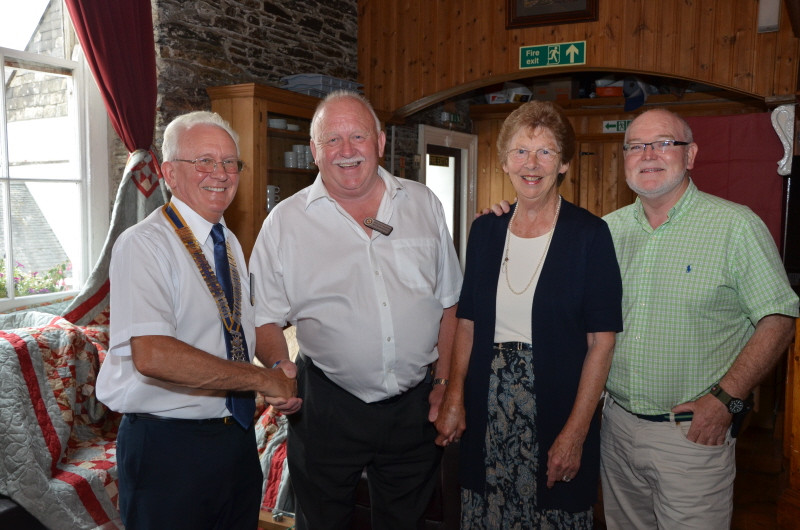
[[502, 196, 562, 296]]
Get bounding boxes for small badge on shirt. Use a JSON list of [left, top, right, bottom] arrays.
[[250, 273, 255, 306], [364, 217, 393, 236]]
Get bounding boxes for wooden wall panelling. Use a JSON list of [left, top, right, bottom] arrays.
[[776, 7, 800, 95], [778, 321, 800, 528], [656, 0, 679, 74], [731, 1, 757, 91], [420, 0, 434, 102], [676, 0, 698, 80], [358, 0, 800, 118]]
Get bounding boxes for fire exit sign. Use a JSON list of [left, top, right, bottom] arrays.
[[519, 41, 586, 70], [603, 120, 632, 133]]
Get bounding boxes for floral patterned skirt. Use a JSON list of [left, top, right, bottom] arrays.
[[461, 345, 593, 530]]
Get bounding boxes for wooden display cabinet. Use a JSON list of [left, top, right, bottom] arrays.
[[207, 83, 321, 259]]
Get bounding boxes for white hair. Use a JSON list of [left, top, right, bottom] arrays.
[[309, 90, 382, 142], [162, 111, 240, 161]]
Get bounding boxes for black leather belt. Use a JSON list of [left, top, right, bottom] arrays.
[[633, 412, 694, 422], [494, 341, 533, 352], [127, 413, 236, 425]]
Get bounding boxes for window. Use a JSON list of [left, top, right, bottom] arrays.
[[0, 0, 108, 311]]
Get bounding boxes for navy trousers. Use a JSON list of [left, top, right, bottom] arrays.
[[117, 413, 262, 530]]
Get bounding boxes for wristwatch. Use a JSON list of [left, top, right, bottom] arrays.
[[710, 383, 745, 414]]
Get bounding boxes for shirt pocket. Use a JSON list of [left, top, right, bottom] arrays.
[[392, 238, 438, 291]]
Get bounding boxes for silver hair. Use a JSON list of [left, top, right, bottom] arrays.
[[625, 108, 694, 144], [309, 90, 382, 142], [162, 111, 240, 162]]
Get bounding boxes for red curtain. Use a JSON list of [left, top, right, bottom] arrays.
[[64, 0, 157, 153], [62, 0, 163, 326], [685, 113, 785, 249]]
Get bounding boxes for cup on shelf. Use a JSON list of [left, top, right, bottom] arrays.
[[269, 118, 288, 129], [267, 185, 281, 211], [305, 146, 315, 169], [293, 144, 307, 169], [284, 151, 297, 168]]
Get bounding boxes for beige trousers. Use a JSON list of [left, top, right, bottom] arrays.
[[600, 397, 736, 529]]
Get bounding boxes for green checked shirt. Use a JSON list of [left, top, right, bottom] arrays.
[[603, 180, 799, 415]]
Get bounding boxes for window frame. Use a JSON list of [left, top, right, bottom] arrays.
[[0, 44, 108, 312]]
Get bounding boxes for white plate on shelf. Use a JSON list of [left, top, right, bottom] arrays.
[[268, 119, 287, 129], [286, 124, 301, 131]]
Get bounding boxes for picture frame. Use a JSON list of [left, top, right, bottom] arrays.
[[506, 0, 599, 30]]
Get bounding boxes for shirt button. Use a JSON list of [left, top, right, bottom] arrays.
[[375, 271, 379, 275], [636, 335, 641, 340], [387, 337, 392, 342], [383, 302, 387, 306], [388, 368, 394, 373]]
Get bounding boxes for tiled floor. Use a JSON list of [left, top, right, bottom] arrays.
[[594, 426, 784, 529]]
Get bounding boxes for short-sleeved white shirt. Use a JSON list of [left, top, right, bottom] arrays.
[[96, 197, 255, 418], [250, 168, 462, 403]]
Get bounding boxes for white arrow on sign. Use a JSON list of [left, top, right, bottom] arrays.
[[566, 44, 580, 63]]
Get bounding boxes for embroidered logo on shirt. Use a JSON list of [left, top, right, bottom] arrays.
[[686, 265, 692, 273]]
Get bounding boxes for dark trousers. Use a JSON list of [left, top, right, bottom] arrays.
[[289, 356, 443, 530], [117, 413, 263, 530]]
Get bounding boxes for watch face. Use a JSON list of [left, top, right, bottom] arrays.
[[728, 399, 745, 414]]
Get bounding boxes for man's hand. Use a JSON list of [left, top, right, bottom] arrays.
[[261, 360, 302, 415], [546, 429, 584, 488], [434, 389, 466, 447], [476, 200, 512, 218], [672, 394, 732, 445], [428, 383, 446, 422]]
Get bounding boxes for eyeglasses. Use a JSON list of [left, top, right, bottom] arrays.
[[173, 158, 244, 173], [622, 140, 690, 156], [506, 148, 560, 163]]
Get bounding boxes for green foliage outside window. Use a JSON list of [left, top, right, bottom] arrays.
[[0, 259, 70, 298]]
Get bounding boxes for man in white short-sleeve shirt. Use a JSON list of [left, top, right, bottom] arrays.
[[250, 91, 462, 529], [96, 111, 298, 530]]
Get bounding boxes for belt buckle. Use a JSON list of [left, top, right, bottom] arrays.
[[223, 416, 235, 425]]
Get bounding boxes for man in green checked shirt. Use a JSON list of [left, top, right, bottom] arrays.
[[600, 109, 799, 528]]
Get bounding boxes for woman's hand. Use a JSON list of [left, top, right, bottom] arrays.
[[434, 388, 466, 447], [546, 429, 585, 487]]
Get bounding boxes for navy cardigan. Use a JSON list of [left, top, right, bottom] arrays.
[[457, 199, 623, 512]]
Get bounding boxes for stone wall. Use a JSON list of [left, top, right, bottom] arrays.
[[111, 0, 360, 198]]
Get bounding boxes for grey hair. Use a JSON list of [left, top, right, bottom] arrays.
[[309, 90, 382, 142], [162, 111, 240, 161], [625, 108, 694, 144]]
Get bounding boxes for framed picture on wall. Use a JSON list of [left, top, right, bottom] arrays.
[[506, 0, 598, 29]]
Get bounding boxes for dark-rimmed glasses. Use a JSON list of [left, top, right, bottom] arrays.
[[173, 158, 244, 173], [622, 140, 690, 156]]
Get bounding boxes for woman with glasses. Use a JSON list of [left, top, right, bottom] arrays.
[[435, 100, 623, 529]]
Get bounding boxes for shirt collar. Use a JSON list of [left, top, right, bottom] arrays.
[[304, 166, 406, 210], [632, 178, 698, 231], [169, 196, 225, 244]]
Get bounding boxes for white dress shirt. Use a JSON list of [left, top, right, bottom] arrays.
[[250, 167, 462, 403], [96, 196, 256, 418]]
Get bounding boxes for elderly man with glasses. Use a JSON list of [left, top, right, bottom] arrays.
[[599, 108, 798, 528], [97, 111, 299, 530]]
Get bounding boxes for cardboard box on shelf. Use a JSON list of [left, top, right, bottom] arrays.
[[530, 78, 579, 101]]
